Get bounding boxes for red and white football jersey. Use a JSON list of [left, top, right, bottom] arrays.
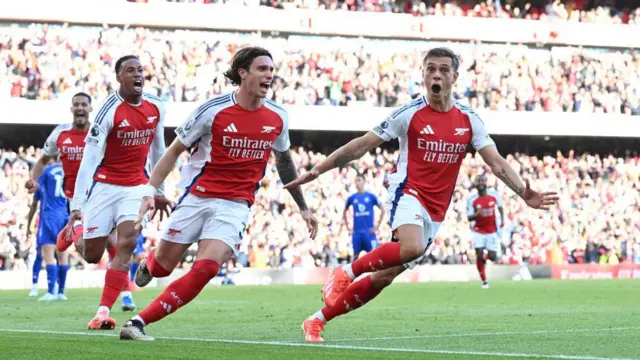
[[373, 96, 495, 222], [174, 92, 290, 206], [467, 189, 502, 234], [42, 124, 88, 198], [84, 92, 165, 186]]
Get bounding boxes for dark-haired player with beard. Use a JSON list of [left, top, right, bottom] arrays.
[[284, 47, 559, 342], [467, 175, 504, 289], [68, 55, 171, 330], [119, 46, 318, 341]]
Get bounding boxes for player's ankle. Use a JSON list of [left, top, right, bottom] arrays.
[[311, 310, 327, 323], [343, 265, 356, 280]]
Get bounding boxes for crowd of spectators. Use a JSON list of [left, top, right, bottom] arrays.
[[128, 0, 640, 25], [2, 144, 639, 271], [2, 24, 639, 115]]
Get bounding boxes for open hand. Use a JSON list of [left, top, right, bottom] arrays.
[[523, 179, 559, 210]]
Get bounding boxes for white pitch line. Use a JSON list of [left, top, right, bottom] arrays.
[[0, 328, 636, 360], [334, 326, 640, 342]]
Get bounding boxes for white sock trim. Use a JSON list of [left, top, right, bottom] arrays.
[[132, 315, 146, 326], [97, 306, 110, 315], [344, 264, 356, 280], [312, 310, 327, 323], [121, 291, 132, 298]]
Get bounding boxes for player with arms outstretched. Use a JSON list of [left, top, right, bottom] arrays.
[[342, 174, 385, 259], [467, 175, 504, 288], [284, 48, 559, 342], [119, 47, 318, 341], [68, 55, 171, 330]]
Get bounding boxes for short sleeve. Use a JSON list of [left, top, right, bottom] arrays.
[[272, 112, 291, 152], [345, 195, 353, 209], [85, 96, 117, 148], [372, 194, 380, 207], [466, 196, 476, 217], [372, 98, 424, 141], [43, 127, 62, 157], [468, 111, 495, 151], [175, 105, 211, 148]]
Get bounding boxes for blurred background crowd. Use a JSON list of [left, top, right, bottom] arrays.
[[2, 145, 639, 271], [1, 23, 639, 115], [2, 0, 640, 273], [128, 0, 640, 25]]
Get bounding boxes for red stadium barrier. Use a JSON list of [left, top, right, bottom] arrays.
[[551, 264, 640, 280]]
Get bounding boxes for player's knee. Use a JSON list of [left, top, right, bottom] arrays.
[[399, 242, 425, 262], [84, 250, 103, 264]]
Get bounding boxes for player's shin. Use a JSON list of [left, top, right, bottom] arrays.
[[136, 259, 221, 325], [32, 252, 43, 285], [350, 242, 404, 278], [318, 275, 382, 322], [476, 256, 487, 282]]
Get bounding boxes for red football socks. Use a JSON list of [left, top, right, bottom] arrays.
[[139, 260, 220, 325], [99, 269, 128, 309], [351, 242, 403, 278], [146, 248, 171, 277], [106, 245, 117, 262], [321, 276, 382, 322], [476, 257, 487, 282]]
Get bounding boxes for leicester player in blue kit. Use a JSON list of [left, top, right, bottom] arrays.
[[28, 161, 71, 301], [342, 175, 385, 259]]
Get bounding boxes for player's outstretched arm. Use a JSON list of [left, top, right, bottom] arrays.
[[282, 132, 384, 190], [274, 149, 318, 239], [478, 146, 559, 210]]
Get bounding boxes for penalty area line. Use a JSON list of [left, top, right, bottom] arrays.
[[0, 328, 636, 360]]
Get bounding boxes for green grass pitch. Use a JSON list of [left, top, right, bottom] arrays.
[[0, 280, 638, 360]]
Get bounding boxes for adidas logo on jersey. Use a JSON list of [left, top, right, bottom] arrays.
[[63, 138, 72, 145], [224, 123, 238, 132], [420, 125, 435, 135], [119, 119, 131, 128]]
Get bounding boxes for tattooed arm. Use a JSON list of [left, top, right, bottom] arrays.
[[478, 145, 525, 197], [274, 149, 308, 211], [312, 132, 385, 176]]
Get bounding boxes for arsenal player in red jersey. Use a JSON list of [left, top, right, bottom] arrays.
[[119, 47, 318, 341], [27, 92, 92, 200], [26, 92, 138, 309], [68, 55, 172, 330], [467, 175, 504, 288], [284, 47, 559, 342]]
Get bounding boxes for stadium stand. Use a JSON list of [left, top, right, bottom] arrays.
[[2, 145, 639, 270], [128, 0, 640, 25], [1, 0, 640, 274], [1, 24, 639, 114]]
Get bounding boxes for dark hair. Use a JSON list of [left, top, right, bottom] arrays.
[[356, 174, 365, 180], [115, 55, 140, 75], [72, 92, 92, 104], [423, 47, 460, 72], [223, 47, 273, 86]]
